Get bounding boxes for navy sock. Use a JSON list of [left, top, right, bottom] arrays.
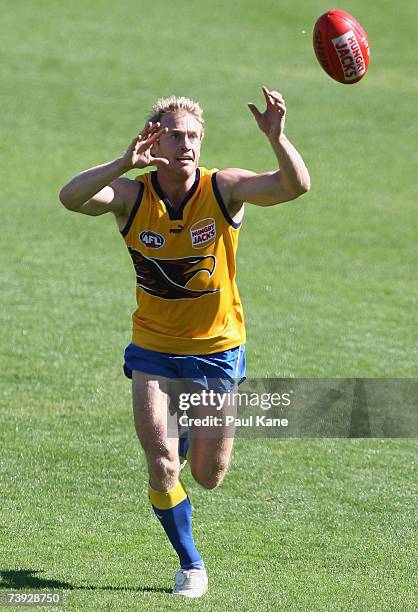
[[149, 481, 204, 570], [178, 433, 189, 461]]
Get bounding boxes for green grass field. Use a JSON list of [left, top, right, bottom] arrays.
[[1, 0, 417, 610]]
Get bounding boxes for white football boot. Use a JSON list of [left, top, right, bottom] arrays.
[[172, 568, 208, 598]]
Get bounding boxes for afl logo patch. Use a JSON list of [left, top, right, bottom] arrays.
[[190, 218, 216, 249], [139, 230, 165, 249]]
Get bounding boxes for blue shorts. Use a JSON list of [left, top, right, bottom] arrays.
[[123, 343, 246, 393]]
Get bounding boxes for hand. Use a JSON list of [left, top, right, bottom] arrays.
[[122, 122, 169, 170], [248, 86, 286, 142]]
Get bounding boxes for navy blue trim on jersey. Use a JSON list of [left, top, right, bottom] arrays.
[[211, 172, 241, 229], [120, 182, 144, 237], [151, 168, 201, 221]]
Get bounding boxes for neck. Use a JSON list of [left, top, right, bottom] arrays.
[[156, 167, 197, 208]]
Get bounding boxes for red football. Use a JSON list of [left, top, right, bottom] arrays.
[[313, 9, 370, 84]]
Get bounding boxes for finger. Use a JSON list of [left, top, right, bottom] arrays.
[[127, 136, 141, 153], [144, 127, 168, 145], [153, 126, 168, 138], [277, 99, 287, 112], [148, 121, 161, 133], [262, 85, 273, 106], [142, 121, 153, 133], [140, 121, 157, 137], [151, 156, 170, 166], [268, 91, 285, 105], [136, 127, 167, 152], [262, 86, 285, 108], [268, 90, 283, 98], [247, 102, 262, 119]]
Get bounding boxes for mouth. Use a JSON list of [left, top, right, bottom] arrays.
[[176, 156, 193, 163]]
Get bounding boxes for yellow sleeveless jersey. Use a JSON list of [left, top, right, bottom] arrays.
[[120, 167, 246, 355]]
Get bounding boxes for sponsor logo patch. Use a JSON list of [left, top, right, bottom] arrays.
[[190, 218, 216, 249], [332, 30, 366, 81], [170, 224, 184, 234], [139, 230, 165, 249]]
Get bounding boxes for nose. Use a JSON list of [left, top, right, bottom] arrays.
[[180, 135, 192, 149]]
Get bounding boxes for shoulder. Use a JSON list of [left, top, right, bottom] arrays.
[[197, 167, 245, 227], [111, 176, 143, 204], [198, 166, 247, 194], [211, 168, 250, 222], [111, 176, 145, 232], [216, 168, 256, 192]]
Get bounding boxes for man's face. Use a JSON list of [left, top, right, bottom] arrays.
[[153, 112, 203, 177]]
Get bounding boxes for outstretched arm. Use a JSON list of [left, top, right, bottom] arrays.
[[216, 86, 310, 216], [59, 122, 168, 219]]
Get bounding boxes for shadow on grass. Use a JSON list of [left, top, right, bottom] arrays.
[[0, 569, 171, 594]]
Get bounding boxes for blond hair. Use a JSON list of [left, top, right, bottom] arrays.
[[147, 95, 204, 130]]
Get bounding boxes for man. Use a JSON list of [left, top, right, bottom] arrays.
[[59, 86, 310, 598]]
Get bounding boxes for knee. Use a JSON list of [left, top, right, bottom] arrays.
[[191, 462, 228, 490], [146, 449, 179, 488]]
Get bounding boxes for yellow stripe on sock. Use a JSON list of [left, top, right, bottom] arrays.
[[149, 480, 188, 510]]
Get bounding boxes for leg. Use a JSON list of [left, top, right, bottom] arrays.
[[189, 389, 237, 490], [132, 370, 206, 587], [132, 370, 179, 491]]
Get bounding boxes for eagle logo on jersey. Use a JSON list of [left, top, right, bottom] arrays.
[[128, 247, 220, 300]]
